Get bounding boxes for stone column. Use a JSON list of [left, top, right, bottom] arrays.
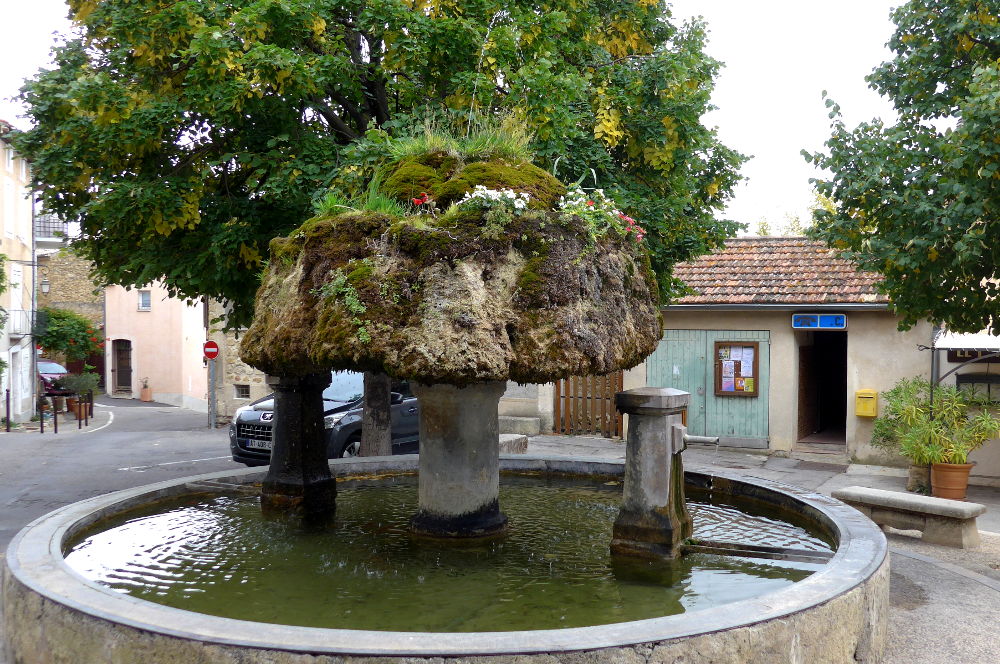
[[410, 381, 508, 538], [261, 372, 336, 518], [611, 387, 693, 559]]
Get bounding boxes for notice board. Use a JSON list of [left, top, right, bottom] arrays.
[[714, 341, 760, 397]]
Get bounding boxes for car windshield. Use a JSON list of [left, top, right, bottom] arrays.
[[323, 371, 364, 402], [38, 360, 68, 373]]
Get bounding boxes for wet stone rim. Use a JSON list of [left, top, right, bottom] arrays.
[[3, 455, 887, 657]]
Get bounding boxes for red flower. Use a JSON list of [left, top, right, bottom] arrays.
[[412, 192, 430, 206], [586, 200, 595, 206]]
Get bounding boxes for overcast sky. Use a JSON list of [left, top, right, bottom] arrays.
[[0, 1, 901, 231]]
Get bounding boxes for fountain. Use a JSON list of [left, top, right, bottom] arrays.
[[2, 151, 888, 662]]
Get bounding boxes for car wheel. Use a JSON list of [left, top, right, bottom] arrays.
[[339, 437, 361, 458]]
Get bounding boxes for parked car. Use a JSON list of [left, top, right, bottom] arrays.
[[229, 371, 420, 466], [38, 359, 71, 396]]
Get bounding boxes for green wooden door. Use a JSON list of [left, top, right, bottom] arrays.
[[646, 330, 708, 435], [647, 329, 770, 447]]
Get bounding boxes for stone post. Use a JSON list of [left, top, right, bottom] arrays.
[[611, 387, 693, 559], [261, 372, 336, 518], [410, 381, 508, 538]]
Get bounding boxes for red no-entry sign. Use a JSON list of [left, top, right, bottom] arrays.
[[203, 341, 220, 360]]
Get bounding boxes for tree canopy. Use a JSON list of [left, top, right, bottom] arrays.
[[806, 0, 1000, 333], [14, 0, 746, 328]]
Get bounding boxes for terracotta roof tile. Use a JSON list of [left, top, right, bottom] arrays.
[[672, 237, 887, 305]]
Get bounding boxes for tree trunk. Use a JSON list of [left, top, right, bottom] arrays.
[[361, 371, 392, 456]]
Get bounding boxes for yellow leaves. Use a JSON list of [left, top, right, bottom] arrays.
[[590, 19, 653, 58], [959, 35, 975, 52], [239, 243, 263, 267], [309, 17, 327, 39], [522, 24, 542, 47], [706, 178, 721, 198], [594, 105, 625, 147], [70, 0, 98, 23], [928, 246, 939, 262]]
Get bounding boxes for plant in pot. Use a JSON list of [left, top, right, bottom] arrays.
[[58, 372, 101, 418], [873, 377, 1000, 499], [871, 377, 936, 492], [139, 377, 152, 402]]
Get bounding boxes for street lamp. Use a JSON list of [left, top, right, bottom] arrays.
[[40, 278, 50, 294]]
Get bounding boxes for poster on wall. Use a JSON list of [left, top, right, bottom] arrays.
[[714, 341, 760, 397]]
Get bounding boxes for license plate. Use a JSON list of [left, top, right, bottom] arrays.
[[245, 439, 273, 451]]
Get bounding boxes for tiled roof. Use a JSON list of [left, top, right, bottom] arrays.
[[672, 237, 888, 305]]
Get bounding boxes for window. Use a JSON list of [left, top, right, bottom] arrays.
[[138, 290, 151, 311], [234, 384, 251, 400], [3, 147, 13, 171]]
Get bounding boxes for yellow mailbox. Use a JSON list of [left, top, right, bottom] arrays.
[[855, 389, 878, 417]]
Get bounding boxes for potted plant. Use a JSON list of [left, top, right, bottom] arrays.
[[871, 377, 935, 492], [872, 377, 1000, 499], [140, 377, 152, 402], [58, 372, 101, 418]]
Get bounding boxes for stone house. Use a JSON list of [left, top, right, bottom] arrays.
[[0, 120, 38, 421]]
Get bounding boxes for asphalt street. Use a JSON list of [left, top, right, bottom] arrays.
[[0, 396, 238, 552]]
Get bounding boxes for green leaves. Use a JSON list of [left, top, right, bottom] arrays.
[[809, 0, 1000, 333], [35, 308, 104, 362]]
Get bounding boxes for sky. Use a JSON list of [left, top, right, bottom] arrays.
[[0, 1, 901, 232]]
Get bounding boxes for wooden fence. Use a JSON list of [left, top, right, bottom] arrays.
[[553, 372, 624, 438]]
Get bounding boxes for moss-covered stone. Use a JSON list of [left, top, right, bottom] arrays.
[[240, 157, 660, 386], [434, 161, 566, 209]]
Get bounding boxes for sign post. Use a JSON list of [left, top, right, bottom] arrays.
[[204, 341, 220, 428]]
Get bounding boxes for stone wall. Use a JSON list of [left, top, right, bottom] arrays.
[[37, 252, 103, 324], [208, 301, 268, 425]]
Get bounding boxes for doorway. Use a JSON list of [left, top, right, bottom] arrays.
[[797, 331, 847, 449], [112, 340, 132, 394]]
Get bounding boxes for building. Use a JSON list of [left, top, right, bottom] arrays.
[[0, 120, 38, 421], [104, 282, 208, 411], [652, 237, 998, 485]]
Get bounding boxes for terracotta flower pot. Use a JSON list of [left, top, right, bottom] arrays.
[[930, 462, 974, 500], [140, 387, 153, 402], [66, 397, 79, 419]]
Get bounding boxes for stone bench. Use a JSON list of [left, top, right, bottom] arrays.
[[832, 486, 985, 548]]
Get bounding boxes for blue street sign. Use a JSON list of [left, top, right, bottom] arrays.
[[792, 313, 848, 330]]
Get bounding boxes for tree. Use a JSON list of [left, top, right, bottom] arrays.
[[805, 0, 1000, 333], [36, 307, 104, 362], [13, 0, 745, 329]]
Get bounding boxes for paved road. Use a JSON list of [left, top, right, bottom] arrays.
[[0, 397, 239, 552]]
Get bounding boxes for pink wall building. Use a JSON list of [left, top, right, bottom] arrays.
[[104, 283, 208, 411]]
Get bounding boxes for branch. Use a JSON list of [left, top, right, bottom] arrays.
[[309, 98, 359, 140]]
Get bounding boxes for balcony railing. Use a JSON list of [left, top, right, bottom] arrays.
[[34, 213, 66, 238]]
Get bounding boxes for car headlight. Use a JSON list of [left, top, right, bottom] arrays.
[[324, 412, 347, 429], [234, 404, 253, 419]]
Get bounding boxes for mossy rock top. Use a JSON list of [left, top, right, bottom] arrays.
[[382, 152, 565, 209], [240, 167, 662, 386]]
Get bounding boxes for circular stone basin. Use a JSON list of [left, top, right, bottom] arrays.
[[2, 456, 888, 663], [63, 474, 832, 632]]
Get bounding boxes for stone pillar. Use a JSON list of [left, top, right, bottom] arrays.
[[611, 387, 693, 559], [410, 381, 508, 538], [261, 373, 336, 518]]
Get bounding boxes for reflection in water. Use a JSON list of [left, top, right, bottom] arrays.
[[66, 475, 830, 632]]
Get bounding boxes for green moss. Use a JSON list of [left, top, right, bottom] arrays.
[[434, 161, 566, 209], [346, 260, 375, 285], [516, 257, 547, 304], [382, 152, 461, 203]]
